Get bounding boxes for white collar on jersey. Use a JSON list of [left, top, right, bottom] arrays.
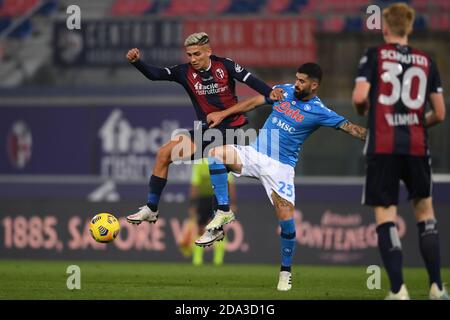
[[199, 60, 212, 73]]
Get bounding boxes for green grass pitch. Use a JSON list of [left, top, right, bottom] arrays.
[[0, 260, 448, 300]]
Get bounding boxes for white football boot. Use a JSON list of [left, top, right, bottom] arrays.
[[385, 284, 410, 300], [205, 209, 235, 230], [126, 206, 158, 225], [429, 283, 450, 300], [195, 229, 225, 247], [277, 271, 292, 291]]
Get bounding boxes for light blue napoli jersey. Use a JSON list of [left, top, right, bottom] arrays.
[[250, 84, 347, 167]]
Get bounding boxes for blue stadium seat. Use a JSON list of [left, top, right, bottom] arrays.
[[413, 15, 427, 31], [344, 16, 363, 31], [9, 18, 32, 38], [226, 0, 266, 14], [290, 0, 308, 12], [145, 0, 171, 14], [36, 0, 58, 15], [0, 16, 11, 32]]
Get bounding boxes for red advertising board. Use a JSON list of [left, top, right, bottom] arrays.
[[184, 18, 317, 66]]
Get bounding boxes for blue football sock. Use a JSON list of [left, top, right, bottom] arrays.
[[208, 157, 229, 212], [377, 222, 404, 293], [147, 175, 167, 211], [418, 220, 442, 290], [279, 219, 296, 271]]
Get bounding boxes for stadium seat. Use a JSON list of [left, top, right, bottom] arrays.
[[0, 16, 11, 32], [265, 0, 292, 14], [159, 0, 230, 15], [429, 13, 449, 31], [411, 0, 429, 10], [110, 0, 153, 16], [286, 0, 308, 13], [437, 0, 450, 11], [36, 0, 58, 15], [9, 18, 32, 38], [0, 0, 39, 17], [413, 15, 427, 31], [225, 0, 265, 14], [344, 16, 363, 31], [212, 0, 231, 14], [162, 0, 192, 16], [322, 15, 345, 32]]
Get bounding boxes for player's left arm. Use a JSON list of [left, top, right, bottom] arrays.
[[207, 95, 267, 128], [339, 121, 367, 141], [223, 58, 284, 101]]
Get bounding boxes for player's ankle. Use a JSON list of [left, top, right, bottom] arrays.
[[218, 204, 230, 212]]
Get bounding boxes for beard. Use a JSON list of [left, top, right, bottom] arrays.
[[294, 88, 310, 100]]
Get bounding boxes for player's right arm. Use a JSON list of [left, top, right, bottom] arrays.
[[207, 95, 267, 128], [425, 60, 446, 128], [126, 48, 175, 81], [339, 121, 367, 141], [426, 93, 446, 127], [352, 81, 370, 116], [352, 48, 376, 116]]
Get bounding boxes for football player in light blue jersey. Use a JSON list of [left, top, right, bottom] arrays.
[[194, 63, 367, 291]]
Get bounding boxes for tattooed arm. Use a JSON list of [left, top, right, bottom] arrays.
[[339, 121, 367, 141]]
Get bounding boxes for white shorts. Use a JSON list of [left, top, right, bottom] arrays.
[[231, 145, 295, 206]]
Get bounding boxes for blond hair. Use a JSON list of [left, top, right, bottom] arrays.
[[383, 3, 415, 37], [184, 32, 210, 47]]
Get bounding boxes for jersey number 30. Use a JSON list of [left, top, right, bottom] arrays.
[[378, 61, 427, 110]]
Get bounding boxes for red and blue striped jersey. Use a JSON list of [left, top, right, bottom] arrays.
[[132, 55, 272, 129], [356, 43, 443, 156]]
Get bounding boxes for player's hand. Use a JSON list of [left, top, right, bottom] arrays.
[[207, 111, 225, 128], [126, 48, 140, 63], [270, 88, 285, 101]]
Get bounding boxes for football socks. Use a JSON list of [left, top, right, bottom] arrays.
[[279, 218, 296, 270], [147, 175, 167, 211], [377, 222, 404, 293], [208, 157, 230, 212], [418, 219, 443, 290]]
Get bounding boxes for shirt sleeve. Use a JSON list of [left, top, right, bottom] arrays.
[[222, 58, 272, 97], [131, 60, 178, 82], [317, 104, 347, 129], [355, 47, 376, 83], [428, 58, 443, 94]]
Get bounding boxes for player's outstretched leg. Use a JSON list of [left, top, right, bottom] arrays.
[[272, 192, 296, 291], [277, 218, 296, 291], [204, 149, 235, 230], [127, 135, 195, 225]]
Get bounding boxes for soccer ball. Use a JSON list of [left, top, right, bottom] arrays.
[[89, 213, 120, 243]]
